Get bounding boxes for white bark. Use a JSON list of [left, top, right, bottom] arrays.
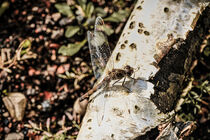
[[77, 0, 209, 139]]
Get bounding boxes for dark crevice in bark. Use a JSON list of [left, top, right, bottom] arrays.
[[151, 6, 210, 113], [134, 127, 159, 140]]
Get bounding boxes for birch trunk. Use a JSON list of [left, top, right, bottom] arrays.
[[77, 0, 209, 139]]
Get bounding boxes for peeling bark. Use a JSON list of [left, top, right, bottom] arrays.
[[77, 0, 209, 139]]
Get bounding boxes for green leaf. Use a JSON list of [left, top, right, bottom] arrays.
[[77, 0, 86, 11], [21, 39, 31, 48], [0, 1, 9, 17], [95, 7, 107, 17], [65, 26, 80, 38], [203, 47, 210, 57], [104, 9, 130, 23], [85, 2, 94, 18], [55, 3, 73, 17], [103, 26, 114, 36], [19, 39, 31, 55], [58, 39, 87, 56]]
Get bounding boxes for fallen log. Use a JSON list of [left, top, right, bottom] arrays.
[[76, 0, 209, 139]]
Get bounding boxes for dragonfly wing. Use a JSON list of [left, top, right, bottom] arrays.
[[87, 16, 112, 80], [94, 17, 111, 68], [87, 31, 104, 79]]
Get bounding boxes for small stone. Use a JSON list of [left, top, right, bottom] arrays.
[[63, 64, 70, 71], [27, 15, 33, 21], [3, 92, 27, 121], [41, 100, 51, 112], [47, 65, 57, 75], [52, 13, 61, 22], [0, 127, 3, 132], [31, 98, 35, 103], [74, 57, 82, 65], [51, 29, 64, 39], [57, 65, 65, 74], [14, 9, 19, 15], [32, 7, 38, 12], [37, 105, 42, 110], [27, 110, 36, 118], [22, 11, 27, 15], [35, 26, 42, 33], [45, 15, 54, 25], [58, 56, 68, 63], [59, 17, 73, 26], [41, 25, 47, 31], [58, 91, 67, 100], [4, 127, 10, 133], [26, 87, 36, 95], [8, 122, 12, 128], [5, 132, 24, 140], [28, 68, 35, 76], [3, 112, 9, 117], [46, 28, 52, 33], [51, 50, 56, 61], [50, 0, 56, 3], [49, 43, 60, 49]]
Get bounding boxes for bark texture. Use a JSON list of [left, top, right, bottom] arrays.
[[77, 0, 209, 139]]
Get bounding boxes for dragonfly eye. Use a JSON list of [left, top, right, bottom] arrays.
[[124, 65, 134, 75]]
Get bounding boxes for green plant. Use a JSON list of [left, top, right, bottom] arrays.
[[0, 39, 37, 72], [55, 0, 131, 56], [0, 1, 9, 17], [26, 116, 79, 140]]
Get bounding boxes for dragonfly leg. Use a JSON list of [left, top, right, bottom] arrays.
[[112, 78, 122, 87], [122, 77, 131, 92], [79, 88, 95, 102]]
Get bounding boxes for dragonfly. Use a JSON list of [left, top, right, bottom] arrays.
[[79, 16, 135, 102]]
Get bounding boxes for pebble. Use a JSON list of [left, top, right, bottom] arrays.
[[37, 104, 42, 110], [49, 43, 60, 49], [57, 65, 65, 74], [51, 50, 56, 61], [31, 98, 35, 103], [27, 110, 36, 118], [27, 15, 34, 21], [3, 112, 9, 117], [46, 28, 52, 33], [51, 29, 64, 39], [52, 13, 61, 22], [35, 26, 42, 33], [74, 57, 82, 65], [22, 11, 27, 15], [32, 7, 39, 12], [47, 65, 57, 75], [5, 132, 24, 140], [41, 100, 51, 112], [28, 68, 35, 76], [45, 15, 54, 25], [59, 17, 72, 26], [3, 92, 27, 121], [26, 87, 35, 95], [58, 91, 67, 100], [58, 56, 68, 63], [0, 127, 3, 132], [4, 127, 10, 133]]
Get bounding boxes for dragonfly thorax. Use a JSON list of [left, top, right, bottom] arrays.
[[108, 65, 134, 80]]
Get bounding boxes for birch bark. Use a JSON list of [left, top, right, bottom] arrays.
[[77, 0, 209, 139]]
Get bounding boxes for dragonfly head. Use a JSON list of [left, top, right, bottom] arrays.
[[124, 65, 134, 76]]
